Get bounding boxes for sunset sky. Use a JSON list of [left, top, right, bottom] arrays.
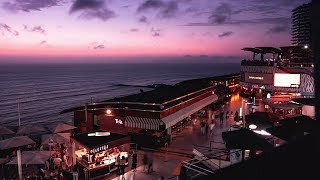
[[0, 0, 310, 63]]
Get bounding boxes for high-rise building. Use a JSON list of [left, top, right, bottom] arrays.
[[292, 3, 312, 47]]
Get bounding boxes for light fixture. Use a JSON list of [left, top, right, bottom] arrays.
[[253, 130, 271, 136], [304, 44, 308, 49], [248, 124, 257, 130], [88, 132, 110, 136], [106, 109, 112, 115]]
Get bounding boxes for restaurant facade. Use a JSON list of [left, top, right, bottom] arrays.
[[61, 74, 239, 141]]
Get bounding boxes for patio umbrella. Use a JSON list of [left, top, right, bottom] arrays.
[[16, 124, 47, 135], [41, 133, 71, 144], [0, 126, 15, 135], [6, 151, 53, 165], [0, 136, 35, 150], [0, 136, 35, 180], [48, 123, 76, 133], [0, 158, 9, 165]]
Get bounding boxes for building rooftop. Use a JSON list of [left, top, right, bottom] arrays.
[[71, 131, 129, 150], [60, 73, 239, 114], [291, 98, 317, 106]]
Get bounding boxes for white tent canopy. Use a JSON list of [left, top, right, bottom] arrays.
[[41, 133, 71, 145], [0, 126, 15, 135], [7, 151, 53, 165], [48, 123, 76, 133], [0, 136, 35, 150], [16, 124, 47, 135]]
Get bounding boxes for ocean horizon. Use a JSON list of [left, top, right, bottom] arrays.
[[0, 63, 240, 126]]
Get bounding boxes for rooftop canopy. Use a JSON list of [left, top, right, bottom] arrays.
[[222, 128, 274, 152], [255, 47, 282, 54], [71, 131, 130, 152], [60, 73, 239, 114], [266, 115, 318, 141], [241, 47, 265, 54], [291, 98, 317, 106]]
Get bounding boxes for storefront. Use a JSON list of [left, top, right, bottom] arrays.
[[71, 131, 130, 179]]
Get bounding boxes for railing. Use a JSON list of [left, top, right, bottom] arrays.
[[182, 142, 245, 179]]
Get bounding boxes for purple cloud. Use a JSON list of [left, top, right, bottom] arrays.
[[0, 23, 19, 36], [2, 0, 65, 12], [151, 27, 161, 37], [137, 0, 164, 12], [130, 28, 139, 32], [138, 16, 149, 23], [70, 0, 116, 21], [70, 0, 104, 13], [266, 25, 288, 34], [79, 8, 116, 21], [218, 31, 234, 38], [137, 0, 179, 18], [39, 40, 47, 45], [93, 44, 105, 49], [23, 25, 46, 34]]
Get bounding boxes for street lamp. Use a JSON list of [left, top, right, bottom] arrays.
[[304, 44, 309, 49]]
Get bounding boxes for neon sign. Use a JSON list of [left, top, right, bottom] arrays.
[[115, 118, 123, 124], [90, 145, 108, 154], [248, 76, 264, 80]]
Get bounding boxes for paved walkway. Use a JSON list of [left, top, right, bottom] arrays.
[[109, 93, 248, 180]]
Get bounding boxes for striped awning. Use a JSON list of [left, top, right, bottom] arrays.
[[125, 116, 164, 130]]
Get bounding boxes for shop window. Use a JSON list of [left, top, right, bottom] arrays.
[[93, 114, 100, 126]]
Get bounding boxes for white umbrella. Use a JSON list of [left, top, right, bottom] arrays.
[[0, 136, 35, 180], [16, 124, 47, 135], [0, 126, 15, 135], [41, 133, 71, 144], [0, 136, 35, 150], [48, 123, 76, 133], [0, 158, 9, 165], [6, 151, 53, 165]]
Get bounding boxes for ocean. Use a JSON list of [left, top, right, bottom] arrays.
[[0, 63, 240, 126]]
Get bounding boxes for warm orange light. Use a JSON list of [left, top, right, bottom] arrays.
[[106, 109, 112, 115]]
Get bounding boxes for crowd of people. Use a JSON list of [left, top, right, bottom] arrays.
[[0, 142, 78, 180]]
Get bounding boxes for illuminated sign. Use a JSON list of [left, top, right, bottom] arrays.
[[90, 145, 108, 154], [115, 118, 123, 124], [245, 73, 273, 85], [274, 73, 300, 87], [249, 76, 264, 80]]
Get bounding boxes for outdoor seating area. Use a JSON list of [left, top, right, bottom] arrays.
[[0, 122, 76, 180]]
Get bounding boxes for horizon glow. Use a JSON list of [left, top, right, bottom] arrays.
[[0, 0, 310, 63]]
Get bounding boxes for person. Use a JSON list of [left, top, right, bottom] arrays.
[[115, 154, 121, 174], [219, 110, 224, 124], [131, 151, 137, 172], [226, 111, 229, 119], [147, 154, 153, 174], [53, 155, 62, 169], [58, 166, 64, 180], [200, 121, 205, 135], [72, 166, 79, 180], [120, 156, 126, 177], [205, 122, 209, 137], [142, 153, 148, 172], [234, 111, 239, 122], [229, 111, 234, 121], [38, 168, 45, 179], [209, 120, 215, 138], [91, 153, 96, 163]]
